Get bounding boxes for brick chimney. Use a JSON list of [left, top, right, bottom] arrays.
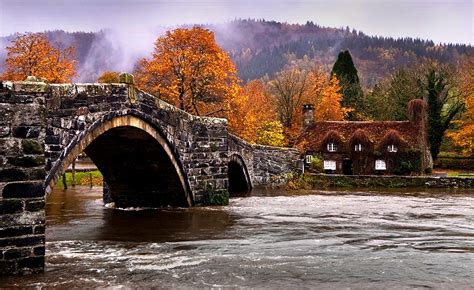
[[302, 104, 315, 131]]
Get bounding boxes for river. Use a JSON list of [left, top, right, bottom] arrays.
[[1, 186, 473, 288]]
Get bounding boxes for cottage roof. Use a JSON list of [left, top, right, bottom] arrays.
[[297, 120, 420, 152]]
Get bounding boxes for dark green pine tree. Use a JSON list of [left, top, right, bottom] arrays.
[[331, 50, 364, 120]]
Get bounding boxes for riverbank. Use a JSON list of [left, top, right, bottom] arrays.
[[56, 170, 103, 188], [287, 173, 474, 190]]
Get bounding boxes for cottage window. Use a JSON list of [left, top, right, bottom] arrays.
[[305, 155, 313, 164], [375, 159, 386, 170], [323, 160, 337, 170], [354, 144, 363, 152], [387, 145, 398, 153], [327, 143, 337, 152]]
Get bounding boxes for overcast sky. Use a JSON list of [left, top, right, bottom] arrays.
[[0, 0, 472, 44]]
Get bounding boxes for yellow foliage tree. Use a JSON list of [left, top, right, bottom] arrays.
[[97, 71, 120, 83], [135, 27, 240, 117], [255, 121, 286, 147], [2, 33, 77, 83], [228, 80, 275, 143], [448, 55, 474, 155]]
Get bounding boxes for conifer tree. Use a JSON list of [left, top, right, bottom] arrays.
[[331, 50, 364, 120]]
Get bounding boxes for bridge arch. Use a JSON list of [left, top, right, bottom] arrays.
[[45, 114, 193, 208], [228, 153, 252, 195]]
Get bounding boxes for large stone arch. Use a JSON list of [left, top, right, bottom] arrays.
[[228, 153, 252, 195], [45, 114, 193, 207]]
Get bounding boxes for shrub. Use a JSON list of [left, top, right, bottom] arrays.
[[309, 154, 323, 172]]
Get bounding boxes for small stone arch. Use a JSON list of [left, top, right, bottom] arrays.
[[228, 154, 252, 195], [45, 114, 193, 207]]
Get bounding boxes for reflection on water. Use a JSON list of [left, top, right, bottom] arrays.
[[1, 186, 474, 288]]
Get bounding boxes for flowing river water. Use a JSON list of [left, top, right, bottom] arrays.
[[1, 186, 474, 288]]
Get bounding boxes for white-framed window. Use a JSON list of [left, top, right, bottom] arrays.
[[305, 155, 313, 164], [324, 160, 337, 170], [387, 144, 398, 153], [375, 159, 386, 170], [327, 142, 337, 152], [354, 144, 363, 152]]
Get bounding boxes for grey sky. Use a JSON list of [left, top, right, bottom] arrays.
[[0, 0, 472, 44]]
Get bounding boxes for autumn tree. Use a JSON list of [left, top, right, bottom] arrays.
[[314, 75, 350, 121], [2, 32, 77, 83], [331, 50, 364, 120], [269, 67, 312, 128], [97, 71, 120, 83], [447, 55, 474, 155], [228, 80, 275, 143], [255, 121, 286, 147], [135, 27, 239, 117], [268, 65, 349, 144]]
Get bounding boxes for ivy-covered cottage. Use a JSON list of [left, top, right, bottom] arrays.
[[297, 99, 433, 175]]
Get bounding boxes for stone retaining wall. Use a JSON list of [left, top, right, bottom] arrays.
[[298, 173, 474, 189]]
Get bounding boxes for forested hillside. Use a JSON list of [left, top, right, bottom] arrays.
[[1, 19, 472, 86], [211, 20, 472, 86]]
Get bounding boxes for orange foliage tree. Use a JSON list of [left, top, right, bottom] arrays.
[[448, 55, 474, 155], [2, 33, 77, 83], [97, 71, 120, 83], [135, 27, 239, 116], [228, 80, 276, 143], [268, 66, 349, 144], [314, 75, 351, 121]]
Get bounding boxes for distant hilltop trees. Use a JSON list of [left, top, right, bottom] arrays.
[[0, 19, 471, 85]]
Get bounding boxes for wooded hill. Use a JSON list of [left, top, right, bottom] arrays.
[[1, 19, 472, 86]]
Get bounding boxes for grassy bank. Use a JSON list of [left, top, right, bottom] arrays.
[[56, 170, 103, 188]]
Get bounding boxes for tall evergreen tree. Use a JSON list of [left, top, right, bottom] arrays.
[[330, 50, 364, 120], [421, 65, 464, 161]]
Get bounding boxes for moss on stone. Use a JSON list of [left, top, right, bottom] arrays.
[[203, 188, 229, 206], [22, 140, 43, 154]]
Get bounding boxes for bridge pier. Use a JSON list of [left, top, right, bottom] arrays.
[[0, 81, 47, 275]]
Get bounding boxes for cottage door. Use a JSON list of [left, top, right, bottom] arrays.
[[342, 159, 353, 175]]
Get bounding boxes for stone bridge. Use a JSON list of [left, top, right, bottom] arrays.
[[0, 76, 300, 275]]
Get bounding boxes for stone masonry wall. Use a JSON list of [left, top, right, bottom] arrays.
[[0, 81, 47, 275], [228, 134, 302, 187], [43, 84, 228, 205]]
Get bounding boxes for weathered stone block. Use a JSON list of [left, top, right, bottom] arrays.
[[33, 246, 45, 256], [7, 156, 45, 167], [33, 225, 45, 234], [17, 256, 44, 271], [0, 126, 10, 137], [25, 199, 45, 212], [0, 261, 16, 275], [21, 140, 43, 154], [2, 181, 44, 198], [0, 199, 24, 215], [0, 226, 33, 238], [44, 135, 60, 144], [0, 168, 27, 182], [0, 235, 44, 247], [4, 248, 32, 260]]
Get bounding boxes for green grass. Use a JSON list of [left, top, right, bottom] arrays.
[[56, 170, 103, 188], [446, 172, 474, 178]]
